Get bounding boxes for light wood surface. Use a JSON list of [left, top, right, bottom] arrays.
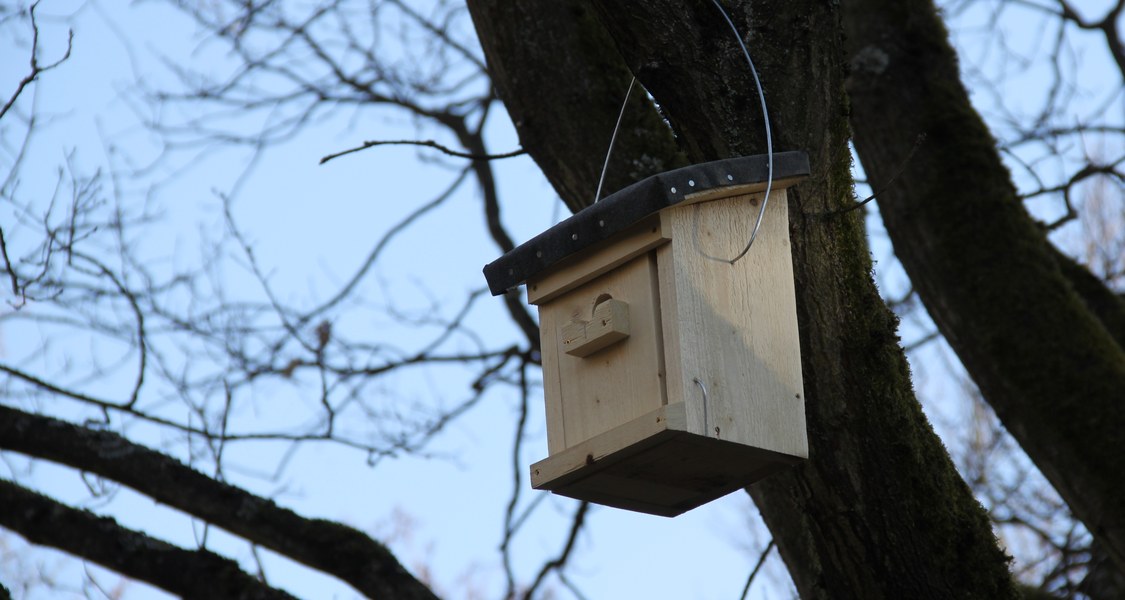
[[562, 298, 631, 357], [538, 253, 667, 453], [531, 181, 808, 515], [530, 402, 802, 517], [530, 403, 687, 489], [661, 190, 807, 458]]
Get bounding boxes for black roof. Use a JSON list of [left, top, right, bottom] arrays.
[[483, 151, 809, 295]]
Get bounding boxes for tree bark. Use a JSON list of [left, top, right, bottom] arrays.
[[0, 479, 295, 599], [468, 0, 687, 213], [0, 405, 438, 600], [469, 1, 1019, 598], [841, 0, 1125, 571], [1052, 247, 1125, 348]]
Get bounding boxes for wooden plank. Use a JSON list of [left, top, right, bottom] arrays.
[[562, 298, 631, 357], [537, 303, 568, 455], [661, 190, 808, 458], [527, 217, 669, 304], [530, 403, 687, 489], [542, 253, 668, 449], [533, 404, 803, 516], [551, 466, 698, 516], [655, 239, 688, 413]]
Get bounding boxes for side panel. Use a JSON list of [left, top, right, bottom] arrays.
[[660, 190, 807, 458]]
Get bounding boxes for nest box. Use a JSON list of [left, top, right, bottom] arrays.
[[484, 152, 810, 517]]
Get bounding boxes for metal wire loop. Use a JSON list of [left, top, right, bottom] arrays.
[[593, 1, 776, 264]]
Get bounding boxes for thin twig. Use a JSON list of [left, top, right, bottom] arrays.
[[0, 2, 74, 121], [297, 166, 471, 325], [320, 139, 525, 165], [0, 226, 23, 306], [739, 539, 775, 600], [836, 133, 927, 215], [523, 502, 590, 599], [502, 359, 534, 598]]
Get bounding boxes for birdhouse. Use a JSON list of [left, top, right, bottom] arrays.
[[484, 152, 809, 517]]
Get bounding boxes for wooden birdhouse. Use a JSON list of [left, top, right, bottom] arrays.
[[484, 152, 810, 517]]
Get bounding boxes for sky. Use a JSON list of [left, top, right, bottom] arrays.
[[1, 0, 1121, 599]]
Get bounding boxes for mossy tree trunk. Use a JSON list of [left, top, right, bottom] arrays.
[[468, 1, 1019, 598], [842, 0, 1125, 572]]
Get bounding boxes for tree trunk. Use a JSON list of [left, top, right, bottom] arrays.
[[841, 0, 1125, 571], [468, 1, 1019, 597]]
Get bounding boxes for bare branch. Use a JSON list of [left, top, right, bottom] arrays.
[[0, 2, 74, 122], [522, 502, 589, 600], [739, 539, 775, 600], [0, 404, 440, 600], [1054, 0, 1125, 79], [834, 133, 927, 215], [0, 358, 496, 455], [501, 361, 533, 599], [385, 0, 488, 72], [296, 165, 471, 325], [0, 226, 22, 305], [0, 478, 297, 599], [320, 138, 526, 165]]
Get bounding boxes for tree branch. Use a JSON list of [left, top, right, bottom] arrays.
[[522, 501, 589, 599], [0, 3, 74, 122], [1054, 0, 1125, 79], [834, 134, 927, 215], [0, 405, 439, 600], [0, 226, 22, 305], [319, 139, 525, 165], [739, 539, 775, 600], [0, 478, 296, 600]]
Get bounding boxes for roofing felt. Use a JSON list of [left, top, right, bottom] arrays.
[[483, 151, 810, 296]]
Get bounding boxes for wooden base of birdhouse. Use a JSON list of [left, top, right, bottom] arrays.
[[530, 403, 800, 517]]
